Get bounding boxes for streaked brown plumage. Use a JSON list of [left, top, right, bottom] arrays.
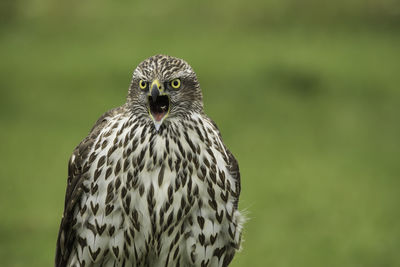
[[56, 55, 243, 267]]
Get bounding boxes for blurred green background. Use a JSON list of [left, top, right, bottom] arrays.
[[1, 0, 400, 266]]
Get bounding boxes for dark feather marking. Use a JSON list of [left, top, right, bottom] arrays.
[[184, 131, 196, 153], [90, 201, 99, 215], [201, 259, 210, 267], [88, 152, 97, 165], [94, 168, 102, 181], [107, 144, 118, 158], [208, 199, 217, 211], [210, 233, 218, 245], [105, 204, 114, 216], [114, 160, 121, 175], [97, 156, 106, 168], [158, 164, 165, 186], [123, 158, 130, 172], [112, 246, 119, 258], [77, 236, 87, 250], [209, 169, 217, 184], [216, 210, 224, 224], [101, 139, 108, 149], [108, 225, 115, 236], [115, 177, 121, 190], [79, 204, 87, 216], [91, 183, 98, 194], [89, 247, 101, 261], [213, 246, 226, 261], [95, 219, 106, 236], [199, 233, 205, 246], [197, 216, 205, 229], [139, 184, 145, 196], [177, 141, 186, 158], [86, 222, 97, 235], [105, 167, 112, 180]]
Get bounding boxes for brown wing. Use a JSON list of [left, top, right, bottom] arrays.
[[207, 117, 241, 267], [225, 148, 241, 209], [55, 107, 123, 267], [207, 117, 241, 209]]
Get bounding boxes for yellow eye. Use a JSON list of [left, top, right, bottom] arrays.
[[139, 80, 147, 89], [170, 78, 181, 89]]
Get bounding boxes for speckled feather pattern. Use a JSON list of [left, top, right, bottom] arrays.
[[56, 55, 243, 267]]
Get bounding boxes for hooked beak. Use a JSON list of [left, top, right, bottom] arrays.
[[151, 80, 160, 102], [147, 79, 170, 131]]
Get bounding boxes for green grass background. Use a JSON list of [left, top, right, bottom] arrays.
[[1, 0, 400, 266]]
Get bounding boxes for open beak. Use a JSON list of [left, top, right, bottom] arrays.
[[147, 79, 170, 131]]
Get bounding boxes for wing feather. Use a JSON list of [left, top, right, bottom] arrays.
[[207, 117, 241, 209], [55, 107, 124, 267]]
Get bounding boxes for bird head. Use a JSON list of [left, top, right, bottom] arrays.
[[128, 55, 203, 131]]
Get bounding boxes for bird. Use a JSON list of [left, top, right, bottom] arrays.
[[55, 54, 243, 267]]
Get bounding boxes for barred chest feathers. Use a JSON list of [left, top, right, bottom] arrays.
[[69, 112, 243, 267]]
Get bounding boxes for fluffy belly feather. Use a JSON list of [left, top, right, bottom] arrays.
[[67, 115, 242, 267]]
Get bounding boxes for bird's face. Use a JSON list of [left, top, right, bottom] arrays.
[[128, 55, 203, 131]]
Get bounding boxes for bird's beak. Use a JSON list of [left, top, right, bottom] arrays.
[[150, 80, 161, 102], [147, 79, 170, 132]]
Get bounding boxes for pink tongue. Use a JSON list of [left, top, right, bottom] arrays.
[[153, 112, 165, 121]]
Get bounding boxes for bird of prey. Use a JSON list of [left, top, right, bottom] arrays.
[[55, 55, 243, 267]]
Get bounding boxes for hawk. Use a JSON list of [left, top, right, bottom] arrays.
[[55, 55, 243, 267]]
